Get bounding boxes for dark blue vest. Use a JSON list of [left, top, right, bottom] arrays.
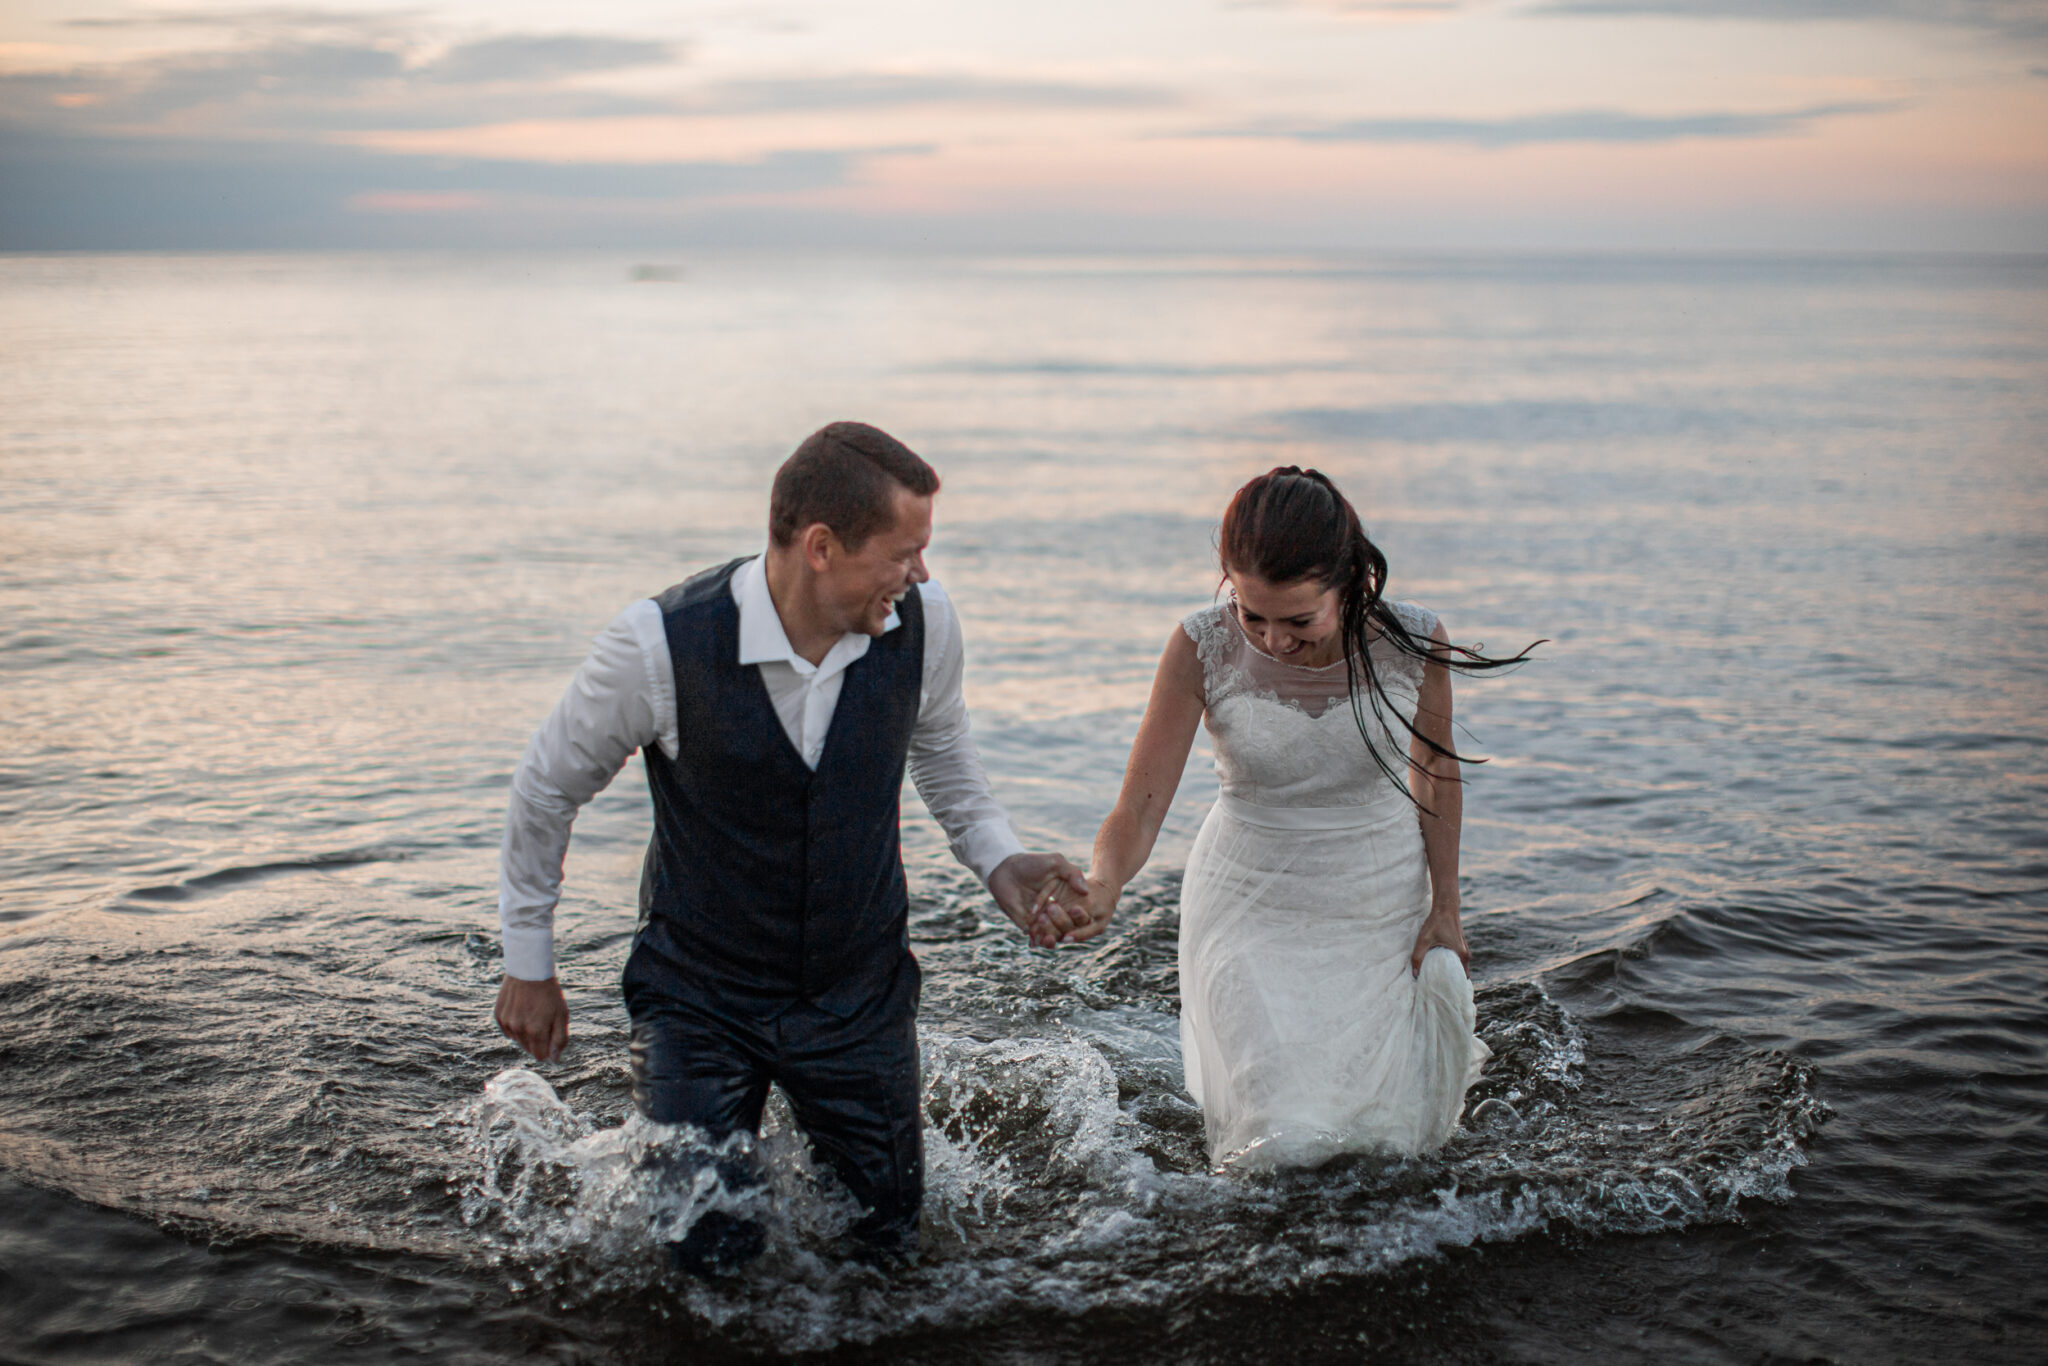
[[631, 557, 924, 1018]]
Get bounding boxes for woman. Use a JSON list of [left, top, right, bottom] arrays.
[[1077, 467, 1535, 1168]]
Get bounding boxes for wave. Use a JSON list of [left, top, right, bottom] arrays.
[[443, 951, 1828, 1353], [120, 847, 415, 906], [1262, 399, 1781, 445], [0, 868, 1831, 1355]]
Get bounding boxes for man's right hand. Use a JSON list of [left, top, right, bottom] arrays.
[[495, 975, 569, 1062]]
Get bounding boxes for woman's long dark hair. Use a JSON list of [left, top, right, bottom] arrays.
[[1218, 466, 1539, 804]]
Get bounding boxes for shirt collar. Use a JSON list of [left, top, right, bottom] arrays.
[[731, 552, 899, 673]]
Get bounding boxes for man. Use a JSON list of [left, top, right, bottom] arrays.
[[492, 421, 1100, 1272]]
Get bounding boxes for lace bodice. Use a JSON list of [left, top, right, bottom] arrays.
[[1181, 599, 1440, 809]]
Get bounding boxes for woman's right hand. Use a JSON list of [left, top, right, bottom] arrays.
[[1034, 874, 1119, 945], [1072, 877, 1121, 944]]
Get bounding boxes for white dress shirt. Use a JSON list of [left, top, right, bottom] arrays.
[[497, 556, 1026, 981]]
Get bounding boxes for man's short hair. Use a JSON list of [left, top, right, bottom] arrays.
[[768, 422, 940, 549]]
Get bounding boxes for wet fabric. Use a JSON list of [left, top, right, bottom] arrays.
[[623, 939, 925, 1268], [638, 556, 926, 1018], [1178, 600, 1489, 1167]]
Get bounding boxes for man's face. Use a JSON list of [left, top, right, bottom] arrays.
[[819, 486, 933, 637]]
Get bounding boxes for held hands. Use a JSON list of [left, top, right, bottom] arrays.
[[989, 851, 1103, 948], [1072, 877, 1121, 942], [1039, 875, 1119, 948], [495, 975, 569, 1062], [1409, 901, 1469, 978]]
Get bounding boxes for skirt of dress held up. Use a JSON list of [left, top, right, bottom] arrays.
[[1178, 794, 1490, 1169]]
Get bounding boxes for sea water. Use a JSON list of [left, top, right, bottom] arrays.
[[1, 251, 2042, 1362]]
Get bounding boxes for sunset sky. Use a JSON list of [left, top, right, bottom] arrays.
[[3, 0, 2045, 250]]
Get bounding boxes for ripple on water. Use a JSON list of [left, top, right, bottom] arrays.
[[0, 869, 1835, 1356], [430, 881, 1829, 1354]]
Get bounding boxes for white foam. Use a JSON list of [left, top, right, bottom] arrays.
[[439, 994, 1827, 1353]]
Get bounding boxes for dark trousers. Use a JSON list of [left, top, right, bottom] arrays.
[[621, 941, 924, 1273]]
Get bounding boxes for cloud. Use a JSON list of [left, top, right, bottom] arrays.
[[422, 35, 680, 84], [3, 74, 672, 134], [695, 72, 1178, 114], [0, 123, 916, 248], [1528, 0, 2048, 42], [1190, 100, 1901, 147], [1224, 0, 1463, 14], [4, 28, 1166, 138], [65, 7, 405, 27], [62, 7, 426, 41], [0, 26, 691, 134], [65, 41, 407, 121]]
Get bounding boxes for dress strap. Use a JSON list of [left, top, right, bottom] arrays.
[[1180, 603, 1237, 704]]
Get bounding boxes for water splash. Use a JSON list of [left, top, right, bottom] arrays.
[[452, 1068, 865, 1295], [434, 967, 1829, 1353]]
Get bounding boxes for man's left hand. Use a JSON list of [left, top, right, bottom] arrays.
[[989, 852, 1094, 948]]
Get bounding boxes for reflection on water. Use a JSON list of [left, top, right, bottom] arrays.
[[0, 251, 2043, 1362]]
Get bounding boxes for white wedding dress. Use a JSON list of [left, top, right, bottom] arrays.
[[1178, 600, 1489, 1168]]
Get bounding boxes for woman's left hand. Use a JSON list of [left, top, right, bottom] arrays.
[[1410, 905, 1469, 977]]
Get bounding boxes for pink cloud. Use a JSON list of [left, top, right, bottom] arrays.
[[344, 190, 492, 214]]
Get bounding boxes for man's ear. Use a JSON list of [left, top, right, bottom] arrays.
[[799, 522, 838, 573]]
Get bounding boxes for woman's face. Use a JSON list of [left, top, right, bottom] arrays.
[[1227, 568, 1341, 663]]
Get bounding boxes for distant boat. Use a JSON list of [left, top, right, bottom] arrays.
[[630, 264, 684, 282]]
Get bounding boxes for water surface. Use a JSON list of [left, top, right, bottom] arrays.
[[1, 250, 2044, 1362]]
